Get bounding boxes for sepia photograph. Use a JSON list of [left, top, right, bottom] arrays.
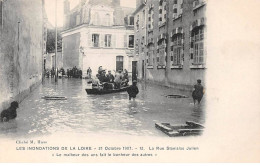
[[0, 0, 259, 163]]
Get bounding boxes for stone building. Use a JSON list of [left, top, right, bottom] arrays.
[[0, 0, 46, 110], [133, 0, 207, 90], [132, 0, 147, 80], [61, 0, 135, 77]]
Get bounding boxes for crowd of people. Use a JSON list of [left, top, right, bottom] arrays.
[[45, 66, 82, 78], [93, 66, 129, 90], [66, 66, 82, 78]]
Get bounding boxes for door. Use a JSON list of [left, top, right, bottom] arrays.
[[116, 56, 123, 71], [132, 61, 137, 81]]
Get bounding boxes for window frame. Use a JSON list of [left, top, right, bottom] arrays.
[[92, 34, 100, 47], [104, 34, 112, 48]]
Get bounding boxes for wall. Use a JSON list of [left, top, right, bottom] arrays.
[[62, 32, 80, 70], [133, 4, 147, 80], [0, 0, 44, 111], [166, 0, 206, 90]]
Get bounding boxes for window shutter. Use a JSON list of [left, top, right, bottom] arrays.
[[112, 34, 116, 48], [88, 33, 92, 47], [124, 35, 127, 48], [100, 34, 104, 47]]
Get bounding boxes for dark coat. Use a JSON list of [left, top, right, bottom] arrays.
[[192, 83, 204, 101], [127, 85, 139, 98], [1, 107, 17, 122]]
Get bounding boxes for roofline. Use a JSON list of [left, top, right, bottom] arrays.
[[132, 3, 146, 15], [61, 24, 130, 36]]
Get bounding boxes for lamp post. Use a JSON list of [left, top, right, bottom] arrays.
[[55, 0, 58, 82]]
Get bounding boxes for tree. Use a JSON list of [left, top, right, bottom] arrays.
[[46, 28, 62, 53]]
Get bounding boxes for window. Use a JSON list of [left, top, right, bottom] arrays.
[[159, 0, 163, 6], [104, 14, 111, 26], [159, 0, 166, 25], [116, 56, 124, 71], [171, 33, 183, 67], [173, 47, 181, 65], [129, 16, 134, 26], [174, 0, 178, 4], [192, 27, 205, 65], [93, 12, 100, 25], [148, 51, 153, 66], [159, 49, 165, 65], [128, 35, 134, 48], [194, 43, 204, 64], [148, 8, 154, 31], [104, 34, 111, 47], [92, 34, 99, 47]]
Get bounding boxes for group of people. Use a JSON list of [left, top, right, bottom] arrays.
[[95, 66, 129, 89], [45, 67, 56, 78], [45, 66, 82, 78], [67, 66, 82, 78]]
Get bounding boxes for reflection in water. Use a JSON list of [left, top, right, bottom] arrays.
[[0, 78, 205, 138]]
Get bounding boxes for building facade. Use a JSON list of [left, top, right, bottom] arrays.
[[61, 0, 135, 77], [0, 0, 45, 110], [133, 0, 207, 90]]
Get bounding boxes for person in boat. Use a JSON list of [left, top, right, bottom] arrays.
[[1, 101, 19, 122], [127, 80, 139, 101], [98, 66, 103, 75], [114, 70, 123, 89], [98, 70, 107, 82], [104, 70, 115, 90], [192, 79, 204, 105], [87, 67, 92, 79], [106, 70, 115, 83], [122, 69, 129, 86]]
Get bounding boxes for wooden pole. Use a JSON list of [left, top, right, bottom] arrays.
[[55, 0, 58, 82]]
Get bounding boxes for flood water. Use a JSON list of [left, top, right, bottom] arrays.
[[0, 78, 205, 138]]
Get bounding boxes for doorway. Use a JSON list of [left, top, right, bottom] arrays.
[[116, 56, 123, 71], [132, 61, 137, 81]]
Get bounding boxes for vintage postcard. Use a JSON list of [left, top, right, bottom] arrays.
[[0, 0, 259, 163]]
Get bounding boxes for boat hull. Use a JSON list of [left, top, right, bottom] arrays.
[[85, 86, 129, 95]]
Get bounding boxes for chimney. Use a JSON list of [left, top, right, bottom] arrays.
[[64, 0, 70, 14]]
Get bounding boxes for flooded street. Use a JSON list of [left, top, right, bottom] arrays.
[[0, 78, 205, 138]]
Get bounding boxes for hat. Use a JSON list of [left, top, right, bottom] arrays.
[[132, 80, 137, 83]]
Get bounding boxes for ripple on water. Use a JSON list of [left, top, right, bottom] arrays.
[[0, 78, 205, 137]]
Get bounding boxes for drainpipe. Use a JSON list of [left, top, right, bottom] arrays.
[[165, 0, 169, 86], [55, 0, 58, 82]]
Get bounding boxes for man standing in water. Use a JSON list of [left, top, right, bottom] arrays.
[[192, 79, 204, 105], [127, 80, 139, 101]]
